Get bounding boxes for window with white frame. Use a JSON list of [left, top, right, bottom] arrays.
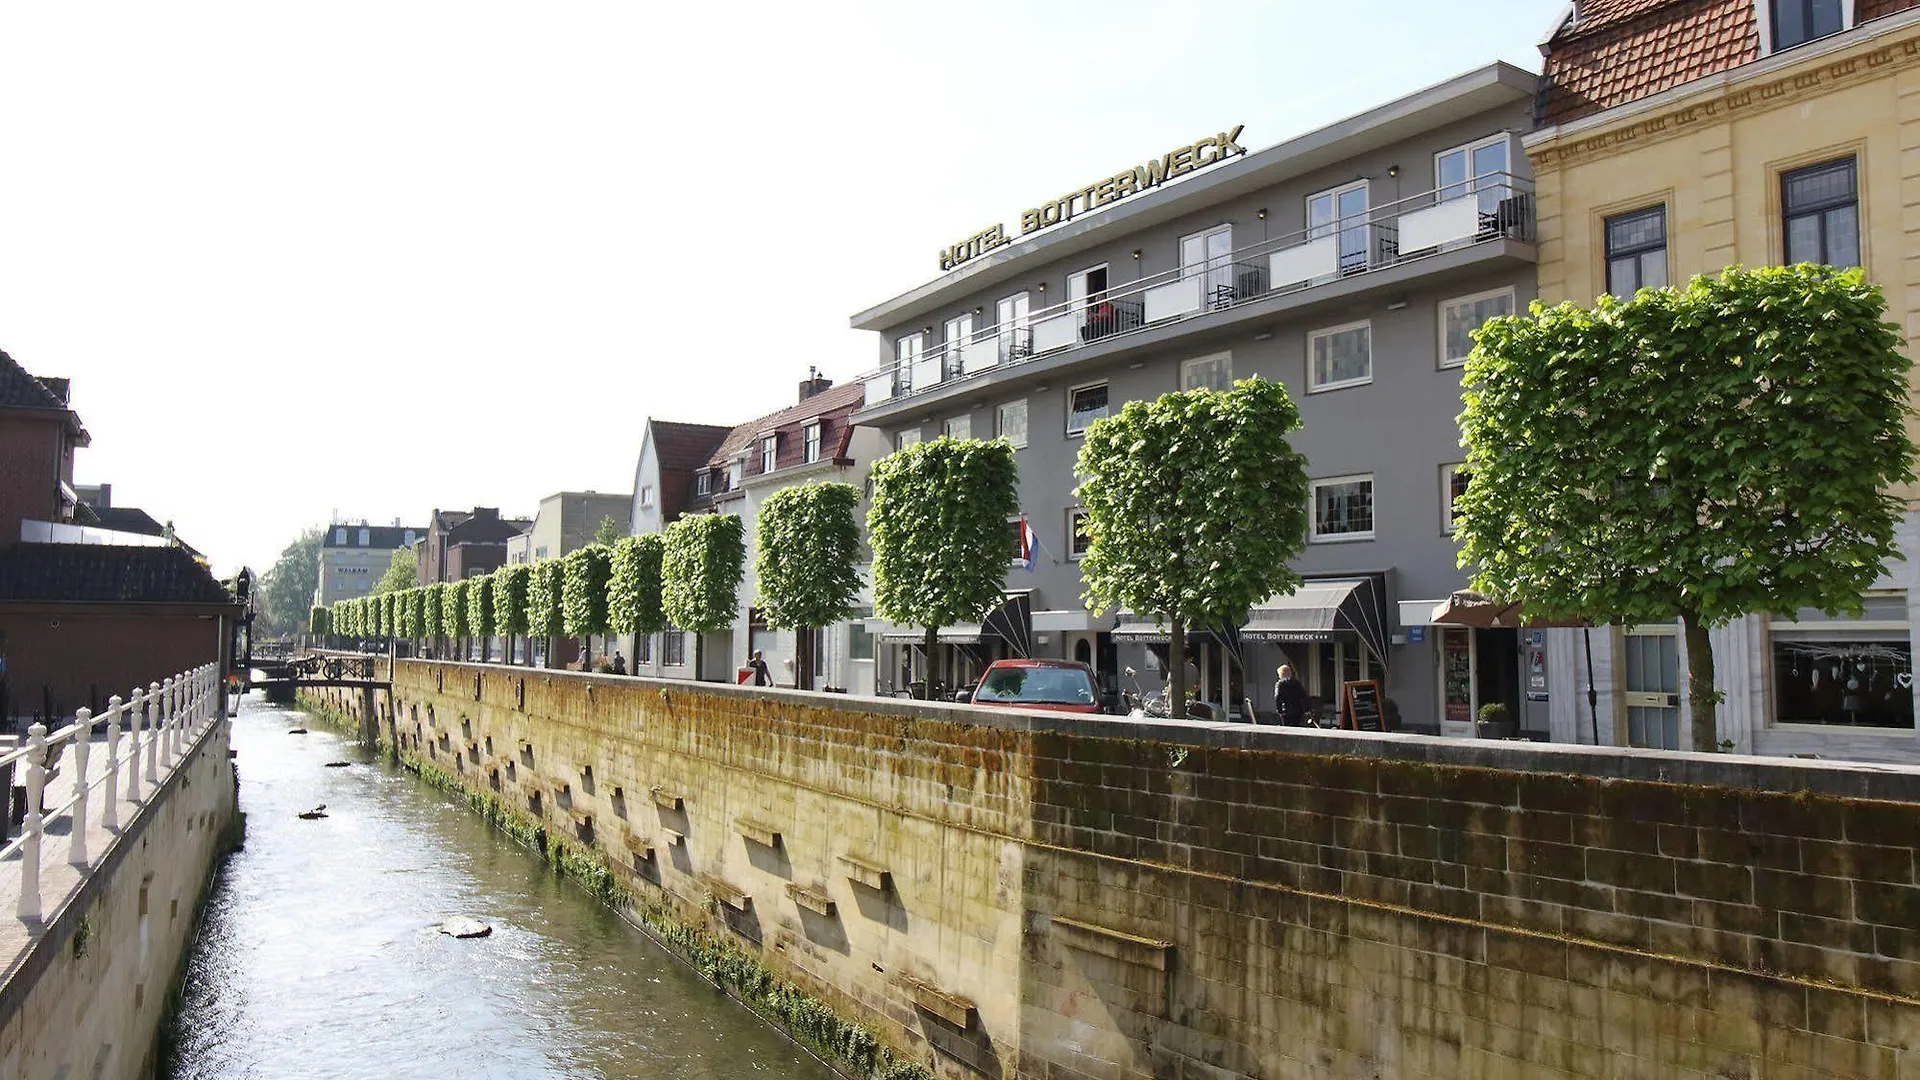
[[727, 459, 743, 490], [695, 472, 712, 496], [1440, 289, 1515, 368], [663, 629, 686, 667], [1180, 224, 1234, 303], [1440, 463, 1471, 534], [1308, 322, 1372, 391], [403, 530, 416, 546], [638, 486, 654, 508], [848, 606, 875, 661], [996, 399, 1028, 448], [1771, 592, 1912, 728], [1436, 134, 1512, 211], [358, 528, 369, 546], [896, 428, 922, 451], [996, 291, 1031, 362], [943, 414, 972, 441], [1307, 181, 1370, 273], [1767, 0, 1845, 53], [1067, 508, 1091, 560], [1181, 351, 1233, 391], [335, 527, 347, 544], [944, 312, 974, 371], [803, 422, 822, 463], [1311, 475, 1375, 541], [1067, 383, 1109, 436], [759, 434, 778, 473], [896, 332, 924, 388]]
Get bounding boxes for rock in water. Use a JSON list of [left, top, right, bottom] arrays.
[[297, 804, 328, 820], [323, 761, 351, 768], [287, 728, 308, 735], [440, 917, 492, 939]]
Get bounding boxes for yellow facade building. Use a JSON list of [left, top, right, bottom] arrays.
[[1522, 0, 1920, 760]]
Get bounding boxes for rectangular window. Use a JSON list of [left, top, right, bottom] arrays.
[[896, 428, 922, 451], [636, 633, 652, 664], [335, 527, 347, 544], [1783, 158, 1860, 269], [1441, 462, 1471, 534], [1008, 516, 1027, 566], [896, 332, 924, 390], [943, 414, 972, 441], [663, 629, 686, 667], [1070, 265, 1110, 335], [695, 472, 711, 496], [1307, 322, 1372, 392], [760, 434, 778, 474], [1440, 289, 1516, 368], [1180, 224, 1234, 305], [727, 460, 743, 490], [803, 422, 822, 463], [996, 399, 1028, 448], [1311, 475, 1375, 541], [1605, 206, 1667, 296], [1308, 181, 1370, 273], [1436, 134, 1512, 212], [944, 312, 974, 373], [1067, 508, 1091, 560], [358, 528, 370, 546], [1067, 382, 1109, 436], [1771, 0, 1844, 51], [1772, 595, 1911, 728], [638, 485, 655, 508], [848, 605, 875, 661], [996, 292, 1031, 362], [1181, 351, 1233, 392]]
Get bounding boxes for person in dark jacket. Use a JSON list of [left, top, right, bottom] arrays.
[[611, 652, 627, 676], [1274, 664, 1309, 726], [748, 650, 772, 686]]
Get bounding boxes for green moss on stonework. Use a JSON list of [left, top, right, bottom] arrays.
[[399, 745, 929, 1080]]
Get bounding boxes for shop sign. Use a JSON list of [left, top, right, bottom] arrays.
[[937, 125, 1248, 271]]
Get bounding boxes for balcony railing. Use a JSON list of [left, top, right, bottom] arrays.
[[862, 172, 1534, 407]]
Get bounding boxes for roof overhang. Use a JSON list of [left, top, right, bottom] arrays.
[[850, 61, 1537, 333]]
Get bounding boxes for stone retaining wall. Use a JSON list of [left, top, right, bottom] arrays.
[[347, 659, 1920, 1080]]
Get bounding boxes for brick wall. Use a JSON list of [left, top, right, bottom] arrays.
[[377, 660, 1920, 1080], [0, 611, 227, 721], [0, 418, 63, 542]]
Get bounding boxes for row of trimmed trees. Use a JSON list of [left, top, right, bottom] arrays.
[[311, 265, 1916, 745]]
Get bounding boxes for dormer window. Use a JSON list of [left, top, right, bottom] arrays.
[[696, 471, 712, 496], [336, 527, 348, 544], [1767, 0, 1845, 53], [728, 459, 744, 490], [358, 528, 370, 546], [804, 422, 823, 463], [403, 530, 416, 546], [760, 434, 778, 474]]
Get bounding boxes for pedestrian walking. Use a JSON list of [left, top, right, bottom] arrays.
[[611, 651, 627, 676], [1274, 664, 1309, 726], [748, 650, 772, 687]]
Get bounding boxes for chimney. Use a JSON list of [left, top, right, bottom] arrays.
[[798, 365, 832, 403]]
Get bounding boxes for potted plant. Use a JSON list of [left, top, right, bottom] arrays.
[[1475, 701, 1515, 740]]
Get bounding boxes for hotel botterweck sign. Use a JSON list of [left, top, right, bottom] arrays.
[[937, 125, 1247, 271]]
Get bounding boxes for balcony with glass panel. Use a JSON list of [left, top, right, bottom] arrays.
[[856, 172, 1535, 417]]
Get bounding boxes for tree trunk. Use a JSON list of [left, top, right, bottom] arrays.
[[921, 627, 938, 700], [1681, 610, 1719, 752], [1169, 618, 1188, 720], [796, 627, 814, 692]]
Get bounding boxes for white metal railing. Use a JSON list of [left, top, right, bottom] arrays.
[[0, 663, 222, 920], [860, 172, 1535, 407]]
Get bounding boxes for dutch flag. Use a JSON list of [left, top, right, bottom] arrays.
[[1016, 515, 1038, 571]]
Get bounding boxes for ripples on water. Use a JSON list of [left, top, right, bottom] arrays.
[[164, 697, 839, 1080]]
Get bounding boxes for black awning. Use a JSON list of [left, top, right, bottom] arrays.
[[1240, 574, 1391, 667]]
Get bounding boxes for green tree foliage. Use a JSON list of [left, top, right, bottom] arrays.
[[608, 534, 667, 637], [378, 592, 395, 638], [663, 515, 746, 634], [257, 526, 325, 638], [494, 563, 533, 665], [867, 438, 1019, 696], [756, 483, 862, 689], [1076, 378, 1312, 718], [527, 560, 565, 641], [423, 583, 445, 640], [447, 579, 471, 641], [395, 588, 419, 640], [594, 515, 626, 548], [373, 546, 417, 596], [1459, 265, 1917, 750], [562, 545, 613, 642], [467, 574, 495, 660], [309, 606, 330, 637]]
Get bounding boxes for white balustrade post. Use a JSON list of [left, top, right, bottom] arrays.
[[103, 696, 122, 831], [159, 678, 175, 769], [127, 688, 145, 802], [17, 724, 47, 920], [175, 674, 188, 751], [68, 709, 92, 867], [145, 682, 161, 784]]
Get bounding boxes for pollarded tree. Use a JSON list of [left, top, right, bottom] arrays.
[[608, 534, 667, 651], [1076, 377, 1312, 720], [663, 515, 747, 677], [1458, 264, 1916, 751], [423, 583, 446, 654], [468, 573, 495, 662], [309, 605, 330, 644], [562, 545, 613, 665], [394, 588, 417, 642], [527, 560, 565, 668], [447, 578, 471, 659], [494, 563, 533, 666], [756, 482, 862, 691], [376, 592, 393, 641], [868, 437, 1019, 699]]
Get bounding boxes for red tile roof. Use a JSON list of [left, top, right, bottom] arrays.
[[649, 420, 734, 472], [704, 382, 865, 469]]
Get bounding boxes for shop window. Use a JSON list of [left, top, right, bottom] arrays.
[[1440, 627, 1474, 726], [1439, 289, 1515, 368], [1772, 595, 1913, 729]]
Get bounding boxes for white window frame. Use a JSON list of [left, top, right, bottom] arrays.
[[1310, 474, 1376, 543], [1434, 133, 1513, 204], [896, 428, 922, 451], [996, 399, 1028, 449], [996, 291, 1032, 362], [1756, 0, 1854, 57], [358, 528, 370, 546], [695, 472, 712, 496], [759, 434, 778, 474], [638, 486, 654, 508], [1438, 287, 1516, 369], [335, 527, 347, 544], [1067, 507, 1091, 561], [727, 458, 744, 490], [1066, 381, 1110, 438], [1008, 514, 1027, 568], [802, 422, 823, 463], [1306, 320, 1373, 393], [1440, 462, 1470, 535], [1307, 179, 1370, 273], [1180, 351, 1233, 391], [943, 414, 972, 441], [1070, 264, 1110, 329], [1179, 223, 1234, 301]]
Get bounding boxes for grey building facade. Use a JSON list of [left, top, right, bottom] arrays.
[[850, 63, 1539, 732]]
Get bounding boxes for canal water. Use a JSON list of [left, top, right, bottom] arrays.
[[164, 696, 841, 1080]]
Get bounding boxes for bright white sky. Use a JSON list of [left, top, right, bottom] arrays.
[[0, 1, 1552, 576]]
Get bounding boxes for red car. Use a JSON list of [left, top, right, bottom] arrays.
[[969, 659, 1104, 714]]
